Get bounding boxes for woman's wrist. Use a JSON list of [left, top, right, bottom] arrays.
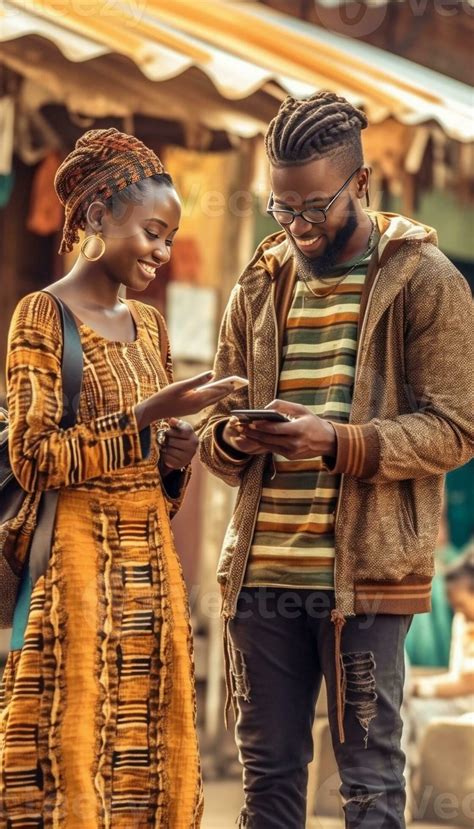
[[159, 459, 172, 477], [134, 393, 165, 431], [159, 452, 187, 476]]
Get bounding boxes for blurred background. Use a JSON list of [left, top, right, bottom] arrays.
[[0, 1, 473, 826]]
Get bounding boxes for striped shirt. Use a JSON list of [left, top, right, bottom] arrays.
[[244, 245, 375, 590]]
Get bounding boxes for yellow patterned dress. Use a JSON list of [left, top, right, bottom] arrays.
[[0, 291, 203, 828]]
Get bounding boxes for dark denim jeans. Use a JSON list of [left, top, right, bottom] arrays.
[[228, 587, 412, 829]]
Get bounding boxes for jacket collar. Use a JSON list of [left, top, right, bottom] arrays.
[[238, 212, 437, 361]]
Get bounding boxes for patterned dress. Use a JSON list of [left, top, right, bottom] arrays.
[[0, 291, 203, 828]]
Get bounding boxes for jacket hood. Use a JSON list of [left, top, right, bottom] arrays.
[[244, 211, 438, 283]]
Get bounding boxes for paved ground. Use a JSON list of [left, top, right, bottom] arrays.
[[201, 778, 459, 829]]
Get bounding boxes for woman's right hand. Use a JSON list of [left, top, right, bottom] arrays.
[[135, 372, 238, 428]]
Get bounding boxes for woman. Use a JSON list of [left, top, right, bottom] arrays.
[[0, 128, 234, 828]]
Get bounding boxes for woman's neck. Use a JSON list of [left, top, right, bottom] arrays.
[[59, 259, 122, 311]]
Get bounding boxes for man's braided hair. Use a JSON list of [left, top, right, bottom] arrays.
[[265, 91, 368, 172]]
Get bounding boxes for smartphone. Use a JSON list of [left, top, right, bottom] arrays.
[[201, 376, 249, 391], [230, 409, 290, 423]]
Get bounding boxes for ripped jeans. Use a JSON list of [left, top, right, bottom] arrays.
[[228, 587, 412, 829]]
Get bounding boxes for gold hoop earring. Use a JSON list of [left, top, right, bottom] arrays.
[[80, 234, 105, 262]]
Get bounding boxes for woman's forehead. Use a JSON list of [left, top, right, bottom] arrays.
[[110, 179, 181, 223]]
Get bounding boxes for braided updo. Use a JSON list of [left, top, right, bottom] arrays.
[[54, 128, 171, 254], [265, 91, 368, 171]]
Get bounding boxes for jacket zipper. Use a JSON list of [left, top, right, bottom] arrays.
[[227, 280, 280, 617], [332, 267, 382, 602]]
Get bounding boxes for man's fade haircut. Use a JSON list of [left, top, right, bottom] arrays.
[[265, 91, 368, 175]]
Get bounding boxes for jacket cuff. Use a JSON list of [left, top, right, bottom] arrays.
[[322, 422, 380, 479], [213, 420, 250, 466]]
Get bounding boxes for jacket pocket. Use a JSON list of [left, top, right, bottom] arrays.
[[343, 480, 421, 582], [400, 479, 417, 538]]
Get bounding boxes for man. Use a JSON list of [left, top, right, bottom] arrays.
[[198, 92, 473, 828], [412, 548, 474, 710], [407, 548, 474, 784]]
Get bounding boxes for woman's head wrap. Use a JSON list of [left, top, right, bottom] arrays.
[[54, 128, 167, 254]]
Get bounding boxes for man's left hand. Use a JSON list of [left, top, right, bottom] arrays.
[[238, 400, 337, 460], [159, 418, 198, 472]]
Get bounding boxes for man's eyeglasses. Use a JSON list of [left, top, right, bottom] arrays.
[[266, 167, 360, 226]]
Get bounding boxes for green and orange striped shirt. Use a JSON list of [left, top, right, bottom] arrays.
[[244, 245, 376, 590]]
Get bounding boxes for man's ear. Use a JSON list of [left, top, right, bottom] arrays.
[[357, 166, 371, 205], [85, 200, 106, 233]]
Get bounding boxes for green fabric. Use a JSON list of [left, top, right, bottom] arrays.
[[405, 543, 459, 668], [10, 566, 32, 651], [446, 462, 474, 549], [0, 173, 14, 209]]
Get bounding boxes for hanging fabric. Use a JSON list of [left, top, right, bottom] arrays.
[[0, 172, 14, 209], [26, 151, 64, 236], [0, 96, 15, 175]]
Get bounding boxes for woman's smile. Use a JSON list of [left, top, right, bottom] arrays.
[[137, 259, 159, 279]]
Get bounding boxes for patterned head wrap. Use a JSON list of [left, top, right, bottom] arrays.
[[54, 128, 167, 254]]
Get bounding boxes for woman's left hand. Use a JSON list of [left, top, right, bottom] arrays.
[[159, 418, 198, 473]]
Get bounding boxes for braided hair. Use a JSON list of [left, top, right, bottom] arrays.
[[265, 91, 368, 172], [54, 128, 172, 254]]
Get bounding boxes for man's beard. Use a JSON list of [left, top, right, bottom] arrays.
[[289, 198, 358, 280]]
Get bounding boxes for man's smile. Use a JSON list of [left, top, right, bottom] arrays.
[[291, 234, 325, 256]]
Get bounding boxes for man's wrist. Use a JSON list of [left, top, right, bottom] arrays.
[[314, 419, 337, 457], [326, 423, 337, 456]]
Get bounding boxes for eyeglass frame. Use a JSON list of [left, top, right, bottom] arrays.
[[266, 166, 363, 226]]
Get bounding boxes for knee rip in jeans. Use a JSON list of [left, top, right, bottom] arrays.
[[345, 787, 382, 813], [229, 643, 251, 703], [341, 651, 377, 749]]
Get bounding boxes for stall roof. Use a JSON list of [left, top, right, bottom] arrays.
[[314, 0, 474, 5], [0, 0, 472, 140]]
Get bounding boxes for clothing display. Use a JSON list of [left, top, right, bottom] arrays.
[[26, 152, 64, 237]]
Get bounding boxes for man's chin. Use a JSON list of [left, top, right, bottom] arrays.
[[292, 244, 334, 279]]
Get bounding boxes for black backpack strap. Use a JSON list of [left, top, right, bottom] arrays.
[[41, 291, 83, 427], [28, 292, 83, 587]]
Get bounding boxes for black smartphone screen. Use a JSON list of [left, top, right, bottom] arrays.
[[230, 409, 290, 423]]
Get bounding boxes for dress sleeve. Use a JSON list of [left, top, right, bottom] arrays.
[[7, 291, 150, 492]]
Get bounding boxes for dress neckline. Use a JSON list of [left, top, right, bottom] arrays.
[[78, 298, 142, 345]]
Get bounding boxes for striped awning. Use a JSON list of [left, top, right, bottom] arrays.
[[0, 0, 472, 141]]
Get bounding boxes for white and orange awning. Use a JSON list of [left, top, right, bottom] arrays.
[[0, 0, 472, 141]]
